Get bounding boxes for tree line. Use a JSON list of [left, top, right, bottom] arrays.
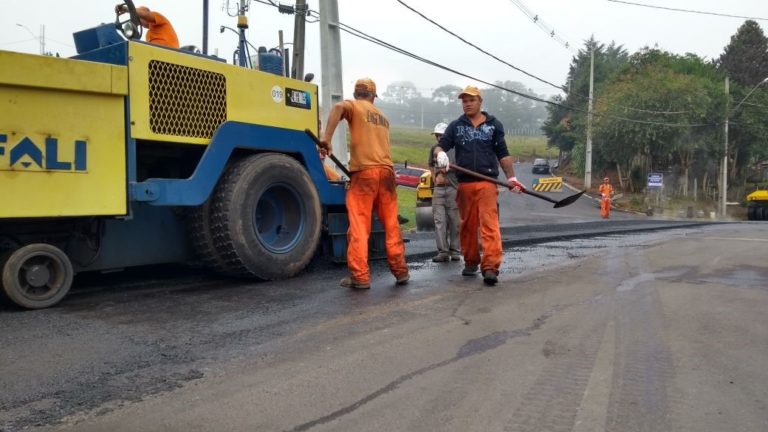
[[542, 21, 768, 200]]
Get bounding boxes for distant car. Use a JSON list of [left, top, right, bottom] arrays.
[[395, 166, 428, 188], [532, 158, 551, 174]]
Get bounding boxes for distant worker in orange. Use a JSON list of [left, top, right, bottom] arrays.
[[320, 78, 409, 289], [599, 176, 614, 219], [115, 4, 180, 49]]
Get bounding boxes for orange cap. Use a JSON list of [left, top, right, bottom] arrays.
[[458, 85, 482, 99], [354, 78, 377, 97]]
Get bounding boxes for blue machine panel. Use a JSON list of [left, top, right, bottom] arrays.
[[131, 122, 347, 207]]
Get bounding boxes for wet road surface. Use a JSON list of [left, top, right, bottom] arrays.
[[2, 222, 767, 431]]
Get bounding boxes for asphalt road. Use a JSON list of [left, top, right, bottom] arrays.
[[2, 222, 767, 432], [501, 162, 636, 226]]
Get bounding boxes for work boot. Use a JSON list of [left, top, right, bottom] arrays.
[[462, 264, 478, 276], [482, 270, 498, 285], [340, 277, 370, 289], [395, 272, 410, 285], [432, 254, 449, 263], [450, 253, 462, 262]]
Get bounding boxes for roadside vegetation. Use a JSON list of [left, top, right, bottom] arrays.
[[542, 21, 768, 216]]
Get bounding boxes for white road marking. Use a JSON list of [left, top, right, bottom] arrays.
[[699, 237, 768, 242]]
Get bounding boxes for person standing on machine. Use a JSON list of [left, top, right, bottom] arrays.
[[115, 4, 180, 49]]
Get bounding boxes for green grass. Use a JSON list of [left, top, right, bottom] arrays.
[[396, 186, 417, 232], [389, 127, 553, 167]]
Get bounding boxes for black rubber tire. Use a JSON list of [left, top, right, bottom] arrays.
[[748, 206, 757, 221], [187, 200, 235, 274], [1, 243, 74, 309], [415, 206, 435, 232], [210, 153, 322, 280], [759, 206, 768, 221]]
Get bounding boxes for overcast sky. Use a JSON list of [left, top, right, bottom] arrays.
[[1, 0, 766, 99]]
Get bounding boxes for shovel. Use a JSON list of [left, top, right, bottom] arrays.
[[449, 164, 585, 208], [304, 129, 352, 178]]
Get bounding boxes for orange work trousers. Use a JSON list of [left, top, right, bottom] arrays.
[[346, 167, 408, 284], [457, 182, 502, 275], [600, 196, 611, 219]]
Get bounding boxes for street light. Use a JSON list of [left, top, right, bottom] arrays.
[[732, 77, 768, 113], [721, 76, 768, 218], [16, 23, 45, 55]]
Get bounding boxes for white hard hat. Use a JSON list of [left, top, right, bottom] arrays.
[[433, 122, 448, 135]]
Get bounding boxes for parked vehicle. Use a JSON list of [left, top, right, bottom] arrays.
[[532, 158, 551, 174], [395, 166, 428, 188]]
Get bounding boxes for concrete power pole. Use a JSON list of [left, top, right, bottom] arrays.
[[721, 76, 729, 218], [203, 0, 209, 54], [40, 25, 46, 55], [291, 0, 307, 80], [319, 0, 348, 166], [584, 48, 594, 190]]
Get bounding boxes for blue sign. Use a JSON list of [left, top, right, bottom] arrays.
[[648, 172, 663, 188]]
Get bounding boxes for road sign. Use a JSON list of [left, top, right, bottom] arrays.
[[648, 173, 663, 188], [532, 177, 563, 192]]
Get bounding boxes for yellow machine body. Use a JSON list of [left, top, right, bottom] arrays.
[[127, 43, 319, 145], [0, 50, 128, 218], [746, 190, 768, 202], [416, 171, 433, 202]]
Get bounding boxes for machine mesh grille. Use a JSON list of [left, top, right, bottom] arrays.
[[148, 60, 227, 138]]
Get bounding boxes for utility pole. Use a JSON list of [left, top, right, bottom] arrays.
[[291, 0, 307, 80], [721, 76, 729, 218], [16, 23, 45, 55], [39, 25, 45, 55], [319, 0, 348, 166], [203, 0, 209, 54], [584, 48, 594, 190]]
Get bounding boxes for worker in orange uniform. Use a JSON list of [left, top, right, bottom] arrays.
[[433, 86, 525, 286], [320, 78, 409, 289], [599, 176, 614, 219], [115, 4, 180, 49]]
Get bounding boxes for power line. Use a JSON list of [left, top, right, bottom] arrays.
[[395, 0, 566, 92], [332, 20, 714, 128], [396, 0, 691, 116], [607, 0, 768, 21], [507, 0, 577, 53], [0, 38, 35, 46], [251, 2, 714, 127]]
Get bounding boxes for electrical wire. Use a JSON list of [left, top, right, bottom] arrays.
[[395, 0, 565, 92], [251, 1, 714, 127], [396, 0, 691, 116], [607, 0, 768, 21], [333, 20, 714, 128], [507, 0, 577, 53], [0, 38, 35, 46]]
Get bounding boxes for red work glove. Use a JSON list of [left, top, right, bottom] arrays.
[[507, 176, 525, 194]]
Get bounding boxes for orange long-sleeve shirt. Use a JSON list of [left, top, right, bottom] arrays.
[[146, 12, 179, 49]]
